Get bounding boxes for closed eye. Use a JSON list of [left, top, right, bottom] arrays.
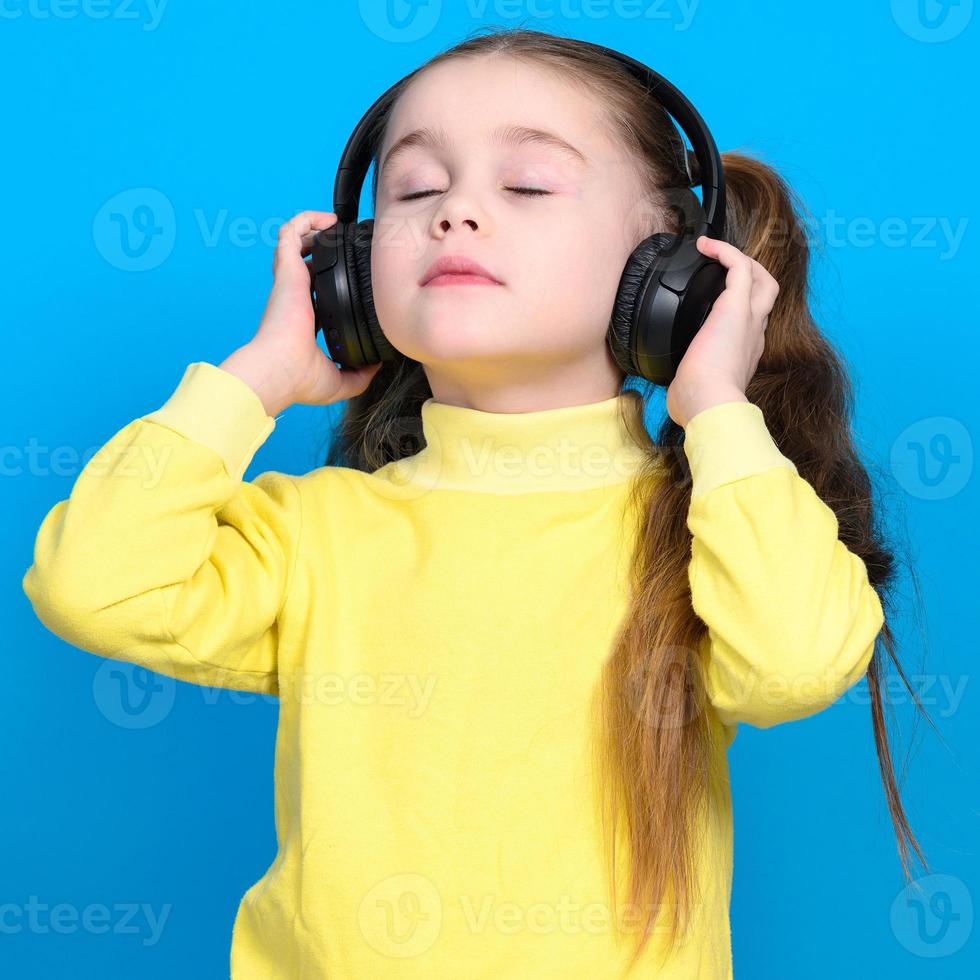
[[399, 187, 551, 201]]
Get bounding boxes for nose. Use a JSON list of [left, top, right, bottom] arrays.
[[440, 215, 476, 233], [430, 185, 494, 239]]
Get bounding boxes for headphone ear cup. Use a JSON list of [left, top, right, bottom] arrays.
[[607, 232, 676, 378], [346, 218, 400, 364], [608, 232, 725, 387]]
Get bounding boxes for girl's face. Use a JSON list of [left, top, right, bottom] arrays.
[[371, 55, 653, 405]]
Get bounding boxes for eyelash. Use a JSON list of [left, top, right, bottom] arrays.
[[398, 187, 551, 201]]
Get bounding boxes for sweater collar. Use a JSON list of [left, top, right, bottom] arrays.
[[376, 392, 647, 494]]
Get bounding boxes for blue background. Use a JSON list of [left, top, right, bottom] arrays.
[[5, 1, 978, 976]]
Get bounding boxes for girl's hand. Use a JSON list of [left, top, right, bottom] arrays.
[[221, 210, 383, 416], [665, 236, 780, 430]]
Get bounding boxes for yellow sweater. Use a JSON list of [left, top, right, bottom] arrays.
[[22, 361, 884, 978]]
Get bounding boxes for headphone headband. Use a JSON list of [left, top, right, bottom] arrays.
[[331, 39, 726, 241]]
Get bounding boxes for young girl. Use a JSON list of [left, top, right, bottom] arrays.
[[23, 27, 927, 979]]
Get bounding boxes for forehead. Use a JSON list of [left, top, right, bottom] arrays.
[[378, 55, 620, 165]]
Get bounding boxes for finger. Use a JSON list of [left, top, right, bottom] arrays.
[[749, 263, 780, 320], [754, 283, 779, 321], [283, 210, 337, 238], [299, 225, 339, 256], [696, 236, 754, 309], [275, 211, 337, 278], [749, 259, 779, 294]]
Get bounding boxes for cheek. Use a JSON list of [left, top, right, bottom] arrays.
[[370, 222, 420, 300], [534, 223, 623, 303], [372, 211, 407, 254], [545, 229, 632, 331], [519, 210, 592, 283], [520, 252, 619, 342], [368, 240, 412, 340]]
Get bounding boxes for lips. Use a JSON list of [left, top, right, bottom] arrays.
[[420, 254, 503, 287]]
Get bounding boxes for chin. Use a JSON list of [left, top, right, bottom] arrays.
[[399, 318, 521, 363]]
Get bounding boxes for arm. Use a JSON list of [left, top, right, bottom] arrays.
[[21, 361, 302, 695], [683, 400, 884, 730]]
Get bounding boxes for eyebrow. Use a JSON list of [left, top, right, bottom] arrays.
[[379, 123, 589, 176]]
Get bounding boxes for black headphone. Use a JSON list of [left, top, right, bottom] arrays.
[[310, 39, 727, 388]]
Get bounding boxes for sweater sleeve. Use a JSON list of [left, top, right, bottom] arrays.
[[21, 361, 301, 696], [683, 400, 884, 730]]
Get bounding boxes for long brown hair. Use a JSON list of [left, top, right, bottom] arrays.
[[322, 25, 934, 968]]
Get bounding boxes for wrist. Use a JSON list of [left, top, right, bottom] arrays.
[[680, 387, 748, 429], [218, 345, 296, 418]]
